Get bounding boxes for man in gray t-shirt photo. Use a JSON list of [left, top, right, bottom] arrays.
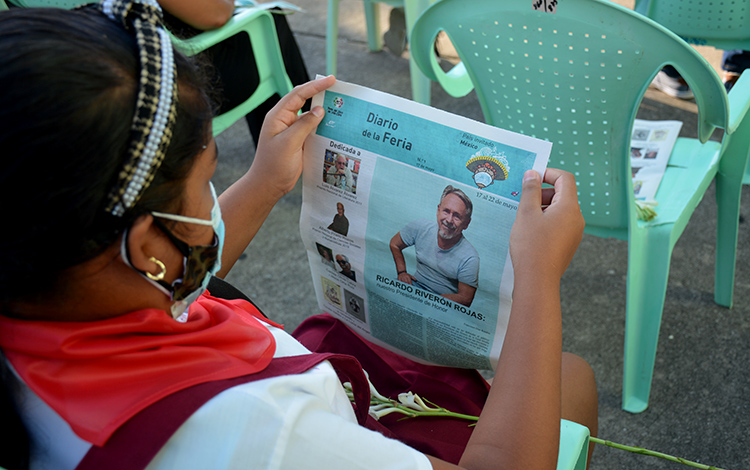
[[389, 185, 479, 307]]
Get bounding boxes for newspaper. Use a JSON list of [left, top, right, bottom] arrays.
[[300, 79, 550, 370], [630, 119, 683, 202]]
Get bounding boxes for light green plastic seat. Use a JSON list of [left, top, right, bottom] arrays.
[[558, 420, 590, 470], [633, 0, 750, 184], [411, 0, 750, 413], [4, 0, 293, 136]]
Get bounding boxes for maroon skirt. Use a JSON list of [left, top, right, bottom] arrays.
[[293, 313, 491, 464]]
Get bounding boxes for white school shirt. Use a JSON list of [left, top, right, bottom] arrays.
[[9, 325, 432, 470]]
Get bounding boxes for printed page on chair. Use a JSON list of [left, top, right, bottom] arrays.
[[300, 78, 550, 370], [630, 119, 682, 202]]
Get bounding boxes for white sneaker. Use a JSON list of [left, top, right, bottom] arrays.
[[651, 70, 694, 99]]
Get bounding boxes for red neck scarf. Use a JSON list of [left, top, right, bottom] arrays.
[[0, 292, 278, 446]]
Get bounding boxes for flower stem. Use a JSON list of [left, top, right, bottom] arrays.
[[347, 378, 726, 470], [589, 437, 726, 470]]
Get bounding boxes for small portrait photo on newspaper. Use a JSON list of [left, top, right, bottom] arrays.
[[327, 201, 350, 236], [323, 149, 360, 194], [316, 242, 336, 270], [335, 253, 357, 282]]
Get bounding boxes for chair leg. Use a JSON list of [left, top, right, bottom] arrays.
[[363, 1, 383, 52], [408, 55, 431, 104], [714, 169, 742, 307], [403, 0, 431, 104], [622, 226, 673, 413], [326, 0, 340, 75]]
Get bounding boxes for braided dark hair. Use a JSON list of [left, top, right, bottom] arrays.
[[0, 5, 216, 467], [0, 6, 213, 307]]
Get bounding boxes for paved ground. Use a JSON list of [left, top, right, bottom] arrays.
[[213, 1, 750, 468]]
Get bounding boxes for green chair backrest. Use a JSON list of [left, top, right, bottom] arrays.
[[7, 0, 86, 7], [3, 0, 294, 136], [411, 0, 728, 232], [634, 0, 750, 50]]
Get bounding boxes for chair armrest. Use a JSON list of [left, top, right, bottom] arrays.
[[727, 69, 750, 135], [558, 419, 590, 470], [410, 10, 474, 98], [170, 7, 272, 56]]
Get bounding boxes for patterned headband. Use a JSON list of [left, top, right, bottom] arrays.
[[99, 0, 178, 217]]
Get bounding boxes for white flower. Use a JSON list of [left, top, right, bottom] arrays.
[[397, 392, 423, 411], [362, 370, 390, 402], [368, 404, 412, 420]]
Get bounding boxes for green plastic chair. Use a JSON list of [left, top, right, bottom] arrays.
[[411, 0, 750, 413], [169, 7, 293, 135], [633, 0, 750, 184], [5, 0, 81, 6], [326, 0, 471, 105], [634, 0, 750, 51], [326, 0, 429, 103], [4, 0, 293, 136]]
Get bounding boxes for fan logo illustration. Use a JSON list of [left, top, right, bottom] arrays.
[[326, 95, 345, 118], [465, 147, 510, 189]]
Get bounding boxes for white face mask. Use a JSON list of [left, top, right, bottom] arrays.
[[122, 182, 225, 321]]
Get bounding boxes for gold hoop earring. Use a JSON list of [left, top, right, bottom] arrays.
[[146, 257, 167, 281]]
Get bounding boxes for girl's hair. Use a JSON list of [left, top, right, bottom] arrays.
[[0, 6, 214, 307], [0, 9, 213, 468]]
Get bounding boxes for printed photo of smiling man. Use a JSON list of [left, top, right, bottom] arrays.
[[389, 185, 479, 307]]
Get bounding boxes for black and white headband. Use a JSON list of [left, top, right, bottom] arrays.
[[99, 0, 178, 217]]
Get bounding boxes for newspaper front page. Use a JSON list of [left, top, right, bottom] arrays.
[[300, 79, 550, 370]]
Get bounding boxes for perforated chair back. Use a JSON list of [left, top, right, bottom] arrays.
[[633, 0, 750, 184], [634, 0, 750, 50], [7, 0, 84, 7], [411, 0, 727, 235], [411, 0, 750, 413]]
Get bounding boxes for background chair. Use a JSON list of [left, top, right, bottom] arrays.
[[411, 0, 750, 413], [634, 0, 750, 51], [326, 0, 472, 105], [326, 0, 430, 103], [633, 0, 750, 184], [169, 7, 294, 135], [3, 0, 293, 136]]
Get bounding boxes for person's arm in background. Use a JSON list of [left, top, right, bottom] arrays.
[[158, 0, 234, 30]]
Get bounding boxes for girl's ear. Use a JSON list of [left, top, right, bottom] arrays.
[[125, 214, 164, 277]]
